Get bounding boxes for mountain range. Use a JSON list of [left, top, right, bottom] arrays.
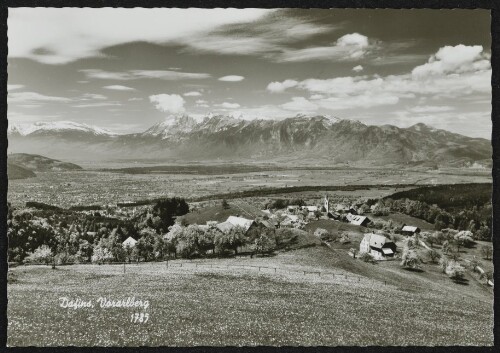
[[7, 115, 492, 167]]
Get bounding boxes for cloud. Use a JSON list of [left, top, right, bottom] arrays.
[[219, 102, 241, 109], [267, 79, 298, 93], [81, 69, 210, 81], [8, 91, 72, 103], [218, 75, 245, 82], [281, 97, 318, 112], [352, 65, 363, 72], [8, 8, 271, 64], [149, 94, 185, 114], [7, 84, 24, 91], [72, 102, 121, 108], [180, 14, 333, 57], [81, 93, 107, 100], [128, 97, 143, 101], [279, 33, 372, 62], [408, 106, 454, 113], [103, 85, 136, 91], [268, 45, 491, 111], [412, 45, 490, 78], [184, 91, 202, 97]]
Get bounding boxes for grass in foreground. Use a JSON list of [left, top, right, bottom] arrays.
[[8, 248, 493, 346]]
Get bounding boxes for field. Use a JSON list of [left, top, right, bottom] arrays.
[[8, 247, 493, 346], [7, 165, 491, 208]]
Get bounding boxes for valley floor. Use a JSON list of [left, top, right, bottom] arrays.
[[7, 247, 493, 346]]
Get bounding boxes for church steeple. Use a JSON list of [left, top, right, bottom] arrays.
[[324, 193, 329, 213]]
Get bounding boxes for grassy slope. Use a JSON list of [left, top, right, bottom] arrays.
[[8, 247, 492, 346]]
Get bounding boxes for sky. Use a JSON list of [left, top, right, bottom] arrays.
[[7, 8, 492, 138]]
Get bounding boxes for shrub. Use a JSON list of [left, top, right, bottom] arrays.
[[24, 245, 54, 265], [91, 245, 113, 264], [359, 252, 375, 263], [480, 270, 493, 285], [427, 249, 441, 263], [55, 252, 76, 265], [338, 232, 350, 244], [481, 245, 493, 260], [314, 228, 331, 241], [445, 261, 466, 281]]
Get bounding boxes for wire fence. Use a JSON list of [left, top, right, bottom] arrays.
[[12, 257, 492, 303]]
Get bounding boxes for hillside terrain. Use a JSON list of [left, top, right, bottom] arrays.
[[8, 115, 492, 167], [8, 246, 493, 346], [8, 153, 83, 172], [7, 161, 36, 180]]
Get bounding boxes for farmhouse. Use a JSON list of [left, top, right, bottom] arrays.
[[287, 205, 300, 213], [226, 216, 255, 232], [401, 225, 421, 236], [122, 236, 137, 248], [346, 213, 370, 227], [302, 206, 318, 213], [359, 233, 396, 260]]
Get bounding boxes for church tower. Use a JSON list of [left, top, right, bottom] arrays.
[[324, 194, 329, 213]]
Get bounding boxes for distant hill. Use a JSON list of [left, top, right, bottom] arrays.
[[8, 153, 83, 173], [7, 161, 36, 180], [8, 115, 492, 168]]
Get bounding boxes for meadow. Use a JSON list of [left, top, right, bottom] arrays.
[[8, 247, 493, 346]]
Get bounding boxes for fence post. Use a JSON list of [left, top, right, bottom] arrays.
[[123, 263, 125, 274], [274, 268, 276, 273]]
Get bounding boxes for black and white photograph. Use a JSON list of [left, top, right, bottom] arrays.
[[4, 6, 495, 347]]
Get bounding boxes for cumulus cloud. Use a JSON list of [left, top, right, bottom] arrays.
[[218, 75, 245, 82], [281, 97, 318, 112], [412, 45, 490, 78], [219, 102, 241, 109], [352, 65, 363, 72], [103, 85, 136, 91], [267, 45, 491, 111], [267, 79, 298, 93], [149, 94, 186, 114], [73, 102, 121, 108], [81, 69, 210, 81], [279, 33, 372, 62], [184, 91, 202, 97]]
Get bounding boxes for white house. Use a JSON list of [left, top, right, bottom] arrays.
[[122, 236, 137, 248], [359, 233, 396, 260]]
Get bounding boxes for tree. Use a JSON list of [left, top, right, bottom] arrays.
[[24, 245, 54, 265], [453, 230, 474, 253], [481, 245, 493, 260], [214, 226, 247, 256], [91, 245, 113, 264], [164, 224, 184, 258], [197, 226, 217, 255], [76, 240, 93, 263], [152, 198, 189, 233], [314, 210, 322, 220], [400, 247, 421, 270], [445, 261, 466, 282], [222, 199, 230, 209], [252, 230, 276, 255], [441, 240, 450, 254], [427, 249, 440, 263], [136, 229, 156, 261]]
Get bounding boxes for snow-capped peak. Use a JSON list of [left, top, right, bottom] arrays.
[[8, 121, 117, 136]]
